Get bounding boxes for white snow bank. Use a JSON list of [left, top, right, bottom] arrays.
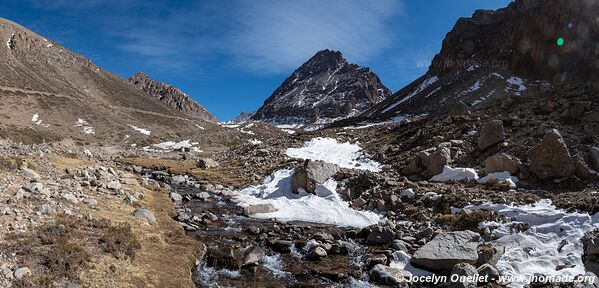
[[506, 77, 527, 95], [248, 139, 262, 145], [466, 199, 599, 288], [382, 76, 438, 113], [478, 172, 519, 188], [286, 137, 382, 172], [128, 125, 151, 135], [430, 166, 479, 182], [152, 140, 197, 150], [234, 169, 381, 228], [75, 119, 95, 134]]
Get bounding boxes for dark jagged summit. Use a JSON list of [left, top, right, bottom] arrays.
[[252, 49, 391, 125], [128, 72, 218, 123]]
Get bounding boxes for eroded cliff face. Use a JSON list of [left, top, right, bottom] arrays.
[[129, 72, 218, 123]]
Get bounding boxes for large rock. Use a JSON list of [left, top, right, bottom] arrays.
[[197, 158, 219, 169], [485, 153, 519, 175], [411, 230, 480, 272], [133, 208, 156, 223], [421, 148, 451, 178], [478, 120, 505, 151], [369, 264, 411, 286], [292, 160, 340, 194], [241, 246, 264, 267], [590, 147, 599, 171], [449, 263, 477, 288], [528, 129, 575, 180], [367, 226, 396, 245]]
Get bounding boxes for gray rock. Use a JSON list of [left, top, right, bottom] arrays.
[[369, 264, 411, 286], [170, 192, 183, 203], [449, 263, 477, 288], [591, 147, 599, 171], [37, 204, 55, 215], [107, 180, 122, 191], [307, 247, 328, 260], [63, 193, 79, 204], [391, 240, 409, 253], [171, 175, 187, 186], [485, 153, 520, 175], [478, 120, 505, 151], [367, 226, 396, 245], [243, 204, 277, 216], [411, 230, 480, 272], [241, 246, 264, 267], [14, 267, 31, 280], [292, 160, 340, 194], [421, 148, 451, 178], [477, 264, 500, 284], [528, 129, 575, 180], [197, 158, 219, 169], [133, 208, 156, 223], [84, 198, 98, 207], [22, 168, 40, 179]]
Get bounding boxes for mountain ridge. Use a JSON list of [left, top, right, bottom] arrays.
[[252, 49, 391, 125]]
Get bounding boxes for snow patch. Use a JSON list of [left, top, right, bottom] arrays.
[[248, 139, 262, 145], [382, 76, 438, 113], [128, 125, 151, 135], [144, 140, 201, 152], [75, 119, 95, 134], [234, 169, 381, 228], [430, 166, 479, 182], [286, 137, 382, 172], [478, 172, 519, 188], [466, 200, 599, 288], [506, 77, 527, 95]]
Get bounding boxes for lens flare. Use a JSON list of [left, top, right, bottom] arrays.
[[557, 37, 565, 46]]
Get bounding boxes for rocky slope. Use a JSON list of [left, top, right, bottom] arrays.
[[360, 0, 599, 122], [0, 17, 217, 144], [128, 72, 218, 123], [252, 49, 391, 125]]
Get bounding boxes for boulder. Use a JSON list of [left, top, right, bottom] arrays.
[[197, 158, 219, 169], [478, 120, 505, 151], [307, 247, 328, 260], [292, 160, 340, 194], [241, 246, 264, 267], [14, 267, 31, 280], [421, 148, 451, 178], [449, 101, 470, 116], [449, 263, 477, 288], [528, 129, 575, 180], [583, 230, 599, 277], [22, 168, 40, 179], [367, 226, 396, 245], [591, 147, 599, 171], [411, 230, 480, 272], [485, 154, 520, 175], [243, 204, 277, 216], [369, 264, 411, 286], [133, 208, 156, 223], [477, 264, 500, 284]]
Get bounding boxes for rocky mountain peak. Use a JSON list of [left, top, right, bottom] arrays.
[[128, 72, 218, 123], [252, 49, 391, 125]]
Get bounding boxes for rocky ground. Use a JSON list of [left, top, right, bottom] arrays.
[[0, 81, 597, 287]]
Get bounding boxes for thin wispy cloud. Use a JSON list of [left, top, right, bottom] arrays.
[[226, 0, 403, 73], [27, 0, 403, 74]]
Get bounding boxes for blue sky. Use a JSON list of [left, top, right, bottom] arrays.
[[1, 0, 511, 121]]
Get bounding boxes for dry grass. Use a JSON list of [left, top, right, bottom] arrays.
[[1, 155, 206, 288]]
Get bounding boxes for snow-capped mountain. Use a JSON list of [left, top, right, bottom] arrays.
[[128, 72, 218, 123], [252, 49, 391, 125], [228, 111, 256, 124], [362, 0, 599, 121]]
